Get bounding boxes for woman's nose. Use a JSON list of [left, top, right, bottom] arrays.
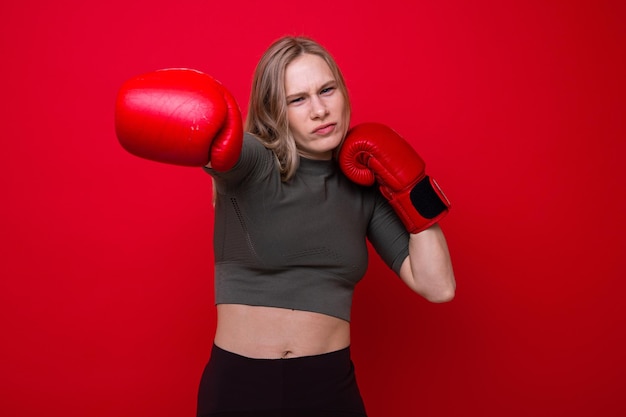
[[310, 97, 329, 118]]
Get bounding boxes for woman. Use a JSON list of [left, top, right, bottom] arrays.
[[115, 36, 455, 417], [201, 36, 455, 416]]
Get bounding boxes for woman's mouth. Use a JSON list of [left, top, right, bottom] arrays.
[[313, 123, 336, 135]]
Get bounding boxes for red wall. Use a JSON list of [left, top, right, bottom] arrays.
[[2, 1, 625, 416]]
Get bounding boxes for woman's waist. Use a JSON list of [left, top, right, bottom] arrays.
[[214, 264, 361, 322], [214, 304, 351, 359]]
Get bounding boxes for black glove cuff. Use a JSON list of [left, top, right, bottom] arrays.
[[410, 176, 449, 219]]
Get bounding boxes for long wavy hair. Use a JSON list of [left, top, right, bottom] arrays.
[[245, 36, 351, 181]]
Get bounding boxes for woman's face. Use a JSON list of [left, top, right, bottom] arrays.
[[284, 53, 348, 160]]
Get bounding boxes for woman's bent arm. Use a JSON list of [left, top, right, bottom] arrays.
[[399, 224, 456, 302]]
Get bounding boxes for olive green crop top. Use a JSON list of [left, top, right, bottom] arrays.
[[203, 133, 409, 321]]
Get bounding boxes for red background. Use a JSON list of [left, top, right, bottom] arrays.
[[2, 1, 625, 416]]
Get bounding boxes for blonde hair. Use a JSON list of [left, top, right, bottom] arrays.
[[245, 36, 351, 181]]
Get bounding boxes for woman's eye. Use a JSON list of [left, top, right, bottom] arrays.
[[289, 97, 304, 104], [321, 87, 335, 95]]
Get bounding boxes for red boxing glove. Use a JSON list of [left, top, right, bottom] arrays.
[[115, 68, 243, 171], [339, 123, 450, 234]]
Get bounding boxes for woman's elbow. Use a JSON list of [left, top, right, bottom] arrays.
[[415, 273, 456, 303], [422, 286, 456, 303], [400, 260, 456, 303]]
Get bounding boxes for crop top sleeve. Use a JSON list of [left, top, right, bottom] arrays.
[[203, 133, 409, 321]]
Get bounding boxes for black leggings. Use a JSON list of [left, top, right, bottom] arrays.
[[197, 344, 368, 417]]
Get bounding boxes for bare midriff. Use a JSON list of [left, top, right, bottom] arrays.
[[214, 304, 351, 359]]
